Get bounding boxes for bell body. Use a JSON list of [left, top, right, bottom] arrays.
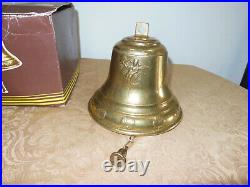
[[89, 23, 182, 136]]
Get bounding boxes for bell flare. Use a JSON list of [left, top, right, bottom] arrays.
[[88, 88, 182, 136]]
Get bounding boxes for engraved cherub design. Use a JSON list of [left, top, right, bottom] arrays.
[[2, 41, 22, 93], [120, 57, 148, 85]]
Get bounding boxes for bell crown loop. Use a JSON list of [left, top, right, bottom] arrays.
[[135, 22, 149, 37]]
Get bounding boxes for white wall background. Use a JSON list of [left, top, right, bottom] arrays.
[[73, 2, 248, 84]]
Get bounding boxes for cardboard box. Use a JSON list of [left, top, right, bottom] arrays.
[[2, 3, 80, 106]]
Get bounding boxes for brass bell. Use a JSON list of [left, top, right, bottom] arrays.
[[2, 41, 22, 71], [110, 136, 135, 167], [89, 22, 182, 136], [2, 41, 23, 94]]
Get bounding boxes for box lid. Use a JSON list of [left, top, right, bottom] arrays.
[[2, 3, 72, 15]]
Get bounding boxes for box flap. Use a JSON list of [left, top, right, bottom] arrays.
[[3, 3, 72, 16]]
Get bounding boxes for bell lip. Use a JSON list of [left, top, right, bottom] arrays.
[[88, 98, 183, 137]]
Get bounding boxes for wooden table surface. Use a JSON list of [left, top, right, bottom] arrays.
[[2, 59, 248, 184]]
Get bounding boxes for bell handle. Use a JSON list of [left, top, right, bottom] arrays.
[[135, 22, 149, 37]]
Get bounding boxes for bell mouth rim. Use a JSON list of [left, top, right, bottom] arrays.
[[88, 98, 183, 137]]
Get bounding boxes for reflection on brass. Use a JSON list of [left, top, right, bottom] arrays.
[[2, 41, 23, 93], [88, 22, 182, 136]]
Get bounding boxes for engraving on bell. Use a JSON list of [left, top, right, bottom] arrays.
[[88, 22, 182, 136]]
